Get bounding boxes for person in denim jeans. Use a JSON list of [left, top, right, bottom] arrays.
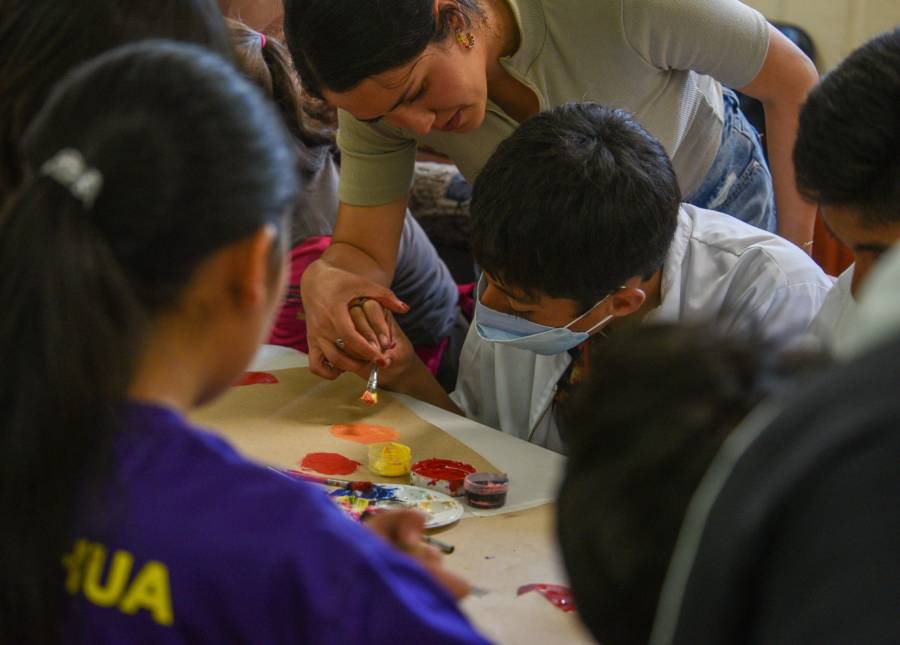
[[685, 89, 776, 233], [281, 0, 822, 383]]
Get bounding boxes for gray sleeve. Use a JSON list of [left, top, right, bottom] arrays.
[[291, 154, 340, 244], [391, 212, 458, 345], [335, 109, 418, 206], [622, 0, 770, 89]]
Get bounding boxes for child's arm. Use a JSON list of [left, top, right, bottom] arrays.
[[357, 316, 464, 416]]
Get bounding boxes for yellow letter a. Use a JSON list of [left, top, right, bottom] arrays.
[[119, 561, 174, 627]]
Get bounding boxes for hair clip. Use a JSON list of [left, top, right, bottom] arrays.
[[40, 148, 103, 210], [259, 32, 267, 49]]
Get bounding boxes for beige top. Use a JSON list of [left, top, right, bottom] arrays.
[[337, 0, 769, 206]]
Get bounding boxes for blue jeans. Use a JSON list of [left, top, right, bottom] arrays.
[[685, 89, 776, 232]]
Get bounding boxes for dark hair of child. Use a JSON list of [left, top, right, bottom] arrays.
[[470, 102, 680, 312], [0, 40, 298, 642], [282, 0, 485, 99], [556, 324, 825, 645], [0, 0, 232, 195], [794, 27, 900, 225], [226, 17, 337, 173]]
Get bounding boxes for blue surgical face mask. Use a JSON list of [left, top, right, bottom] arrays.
[[474, 274, 614, 355]]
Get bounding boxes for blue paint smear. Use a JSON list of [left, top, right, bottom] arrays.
[[330, 485, 397, 501]]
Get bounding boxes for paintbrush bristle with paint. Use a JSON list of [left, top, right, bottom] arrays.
[[360, 364, 378, 405]]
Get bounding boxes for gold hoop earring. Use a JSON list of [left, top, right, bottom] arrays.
[[455, 29, 475, 49]]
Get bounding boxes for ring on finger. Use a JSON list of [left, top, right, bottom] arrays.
[[321, 355, 335, 369], [349, 296, 369, 310], [334, 337, 345, 350]]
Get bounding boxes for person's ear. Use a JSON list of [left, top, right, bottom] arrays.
[[434, 0, 461, 24], [609, 286, 646, 318], [229, 225, 278, 310]]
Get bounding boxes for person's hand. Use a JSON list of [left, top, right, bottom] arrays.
[[364, 509, 470, 600], [349, 314, 417, 388], [300, 259, 408, 380]]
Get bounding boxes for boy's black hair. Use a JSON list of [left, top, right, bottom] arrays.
[[794, 28, 900, 225], [557, 324, 825, 645], [470, 103, 680, 311]]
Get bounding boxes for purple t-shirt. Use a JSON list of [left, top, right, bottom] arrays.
[[61, 402, 490, 644]]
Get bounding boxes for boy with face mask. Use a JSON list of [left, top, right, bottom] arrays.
[[366, 103, 830, 453]]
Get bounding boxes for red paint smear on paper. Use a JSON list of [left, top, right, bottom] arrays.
[[411, 458, 476, 494], [300, 452, 360, 475], [234, 371, 279, 386], [330, 423, 399, 445], [517, 584, 576, 612]]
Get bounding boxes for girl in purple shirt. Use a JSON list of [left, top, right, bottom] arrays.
[[0, 40, 487, 644]]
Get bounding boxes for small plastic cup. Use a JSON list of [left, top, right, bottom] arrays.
[[464, 472, 509, 509], [368, 442, 411, 477]]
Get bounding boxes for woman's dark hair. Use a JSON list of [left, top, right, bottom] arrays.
[[794, 27, 900, 225], [470, 102, 680, 312], [282, 0, 484, 99], [0, 0, 232, 195], [227, 17, 336, 173], [557, 324, 825, 645], [0, 40, 298, 642]]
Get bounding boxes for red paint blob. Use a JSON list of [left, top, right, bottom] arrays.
[[234, 371, 279, 386], [517, 584, 576, 612], [411, 459, 476, 494], [330, 423, 399, 445], [300, 452, 360, 475]]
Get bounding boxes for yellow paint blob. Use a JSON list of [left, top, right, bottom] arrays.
[[368, 442, 412, 477]]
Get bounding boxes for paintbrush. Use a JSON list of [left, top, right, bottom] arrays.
[[421, 535, 455, 555], [361, 507, 456, 554], [268, 467, 376, 493], [360, 364, 378, 405]]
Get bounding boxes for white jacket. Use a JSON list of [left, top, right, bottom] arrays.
[[840, 244, 900, 358], [450, 204, 832, 453], [804, 266, 856, 356]]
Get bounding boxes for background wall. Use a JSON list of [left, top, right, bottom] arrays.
[[745, 0, 899, 71]]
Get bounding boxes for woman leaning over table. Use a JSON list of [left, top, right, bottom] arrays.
[[282, 0, 819, 378]]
